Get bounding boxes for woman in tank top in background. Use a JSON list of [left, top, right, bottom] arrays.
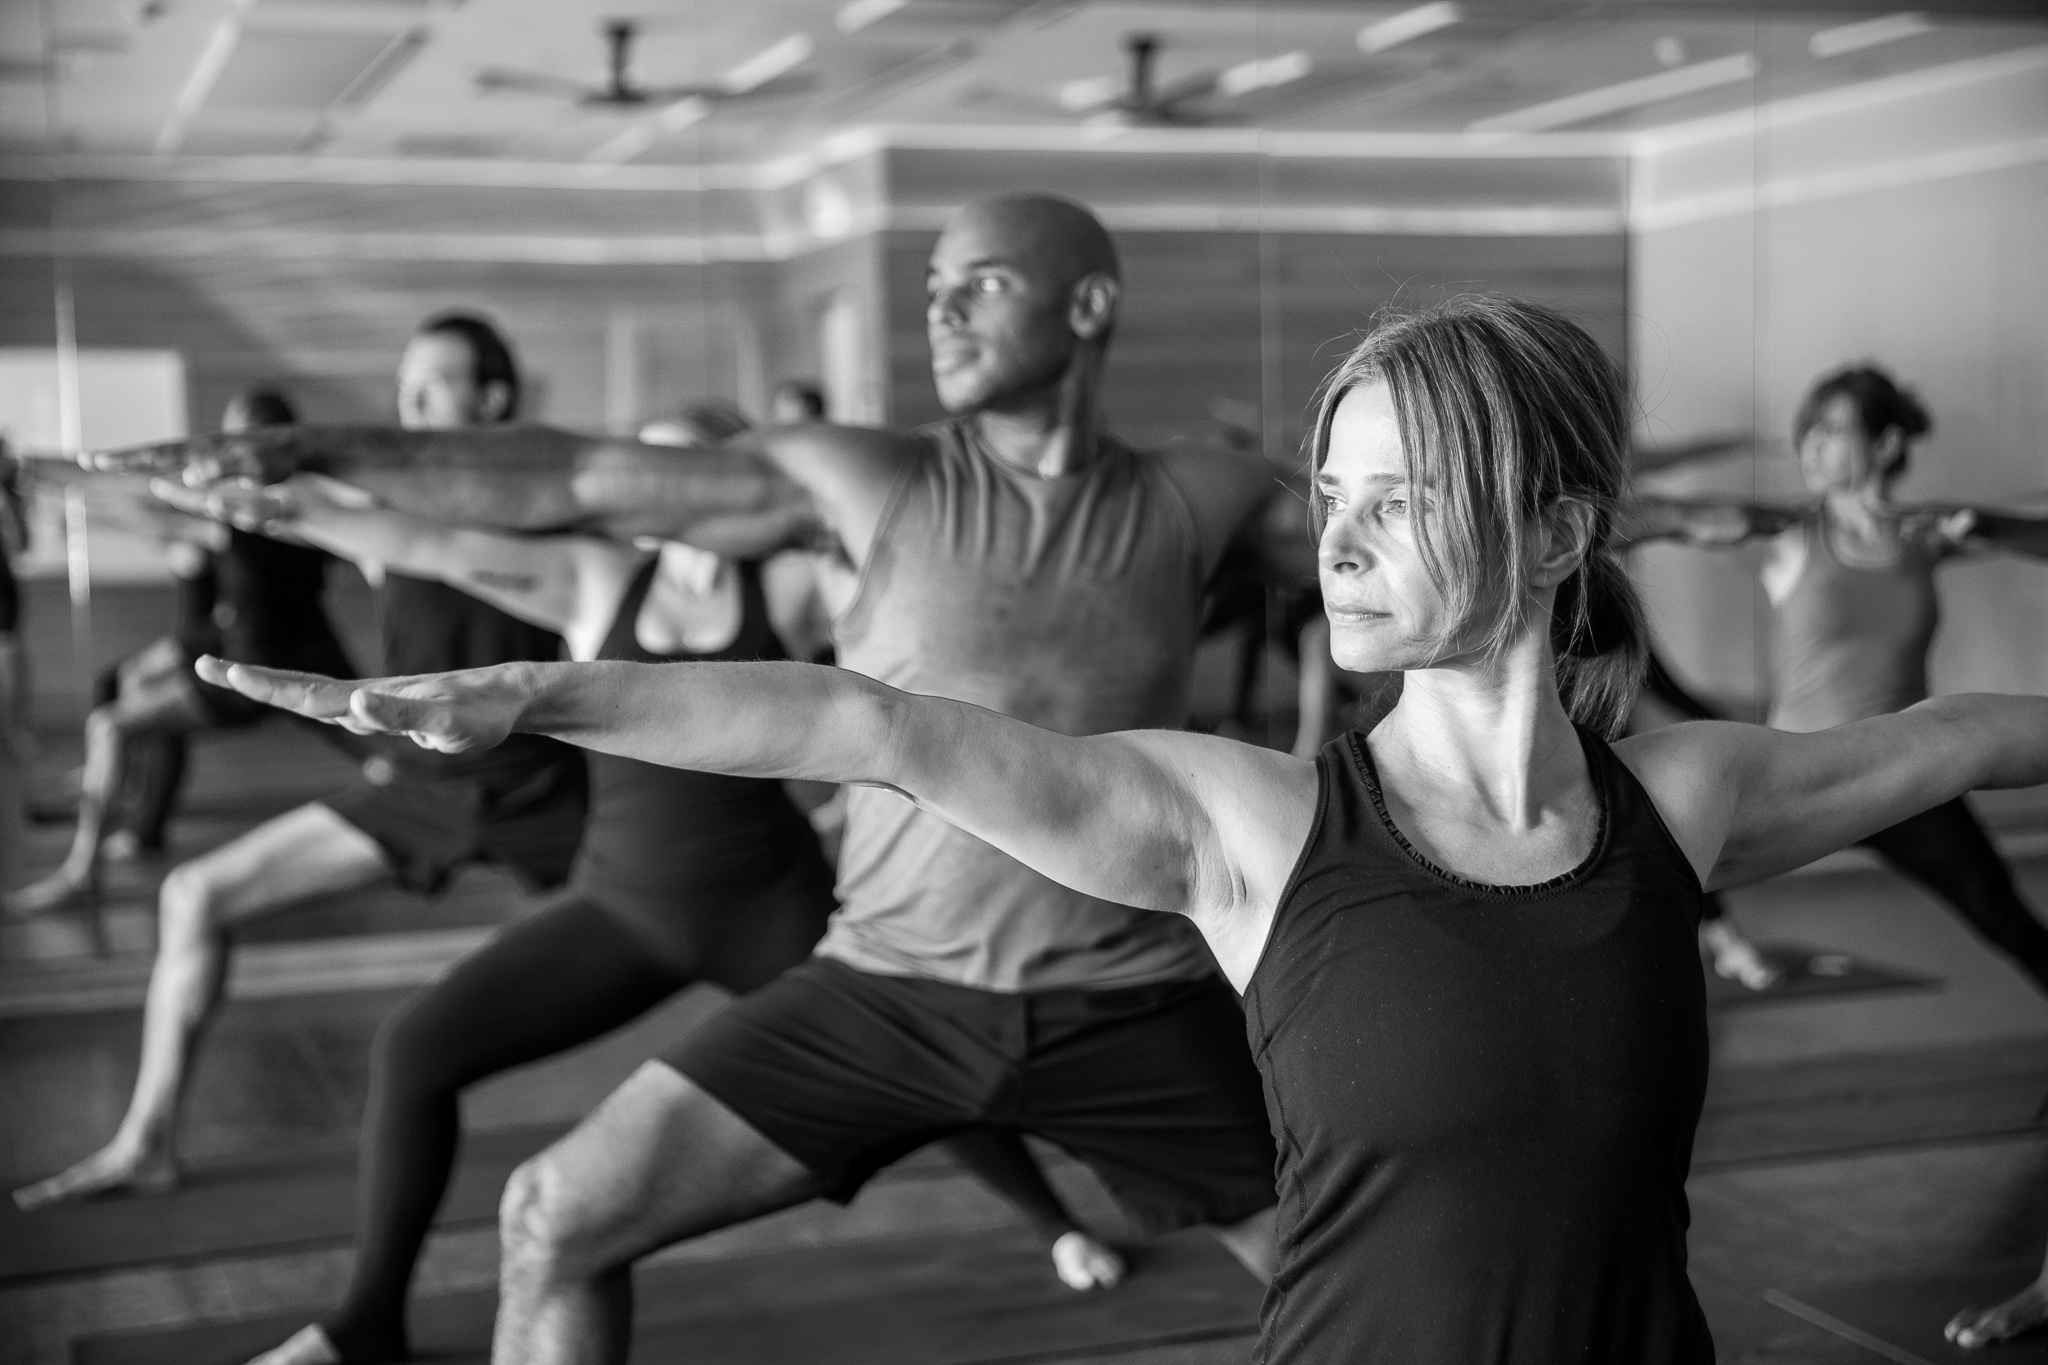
[[208, 296, 2048, 1363], [203, 402, 1123, 1365], [1634, 364, 2048, 1002]]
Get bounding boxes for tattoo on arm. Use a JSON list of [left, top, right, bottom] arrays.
[[468, 569, 541, 594]]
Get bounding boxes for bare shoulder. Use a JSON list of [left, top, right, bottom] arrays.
[[754, 423, 920, 560], [1129, 728, 1320, 895], [1609, 721, 1752, 880]]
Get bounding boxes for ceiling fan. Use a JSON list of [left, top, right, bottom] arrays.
[[1055, 33, 1231, 127], [475, 19, 812, 109]]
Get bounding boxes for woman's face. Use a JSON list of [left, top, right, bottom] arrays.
[[1798, 393, 1885, 493], [1315, 380, 1452, 674]]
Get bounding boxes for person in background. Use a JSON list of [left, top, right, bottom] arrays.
[[0, 440, 27, 890], [12, 316, 589, 1211], [769, 379, 827, 425], [1632, 363, 2048, 1005], [6, 389, 355, 915]]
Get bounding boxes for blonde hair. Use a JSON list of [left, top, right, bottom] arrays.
[[1306, 295, 1645, 738]]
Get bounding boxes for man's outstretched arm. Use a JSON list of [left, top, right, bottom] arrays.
[[94, 421, 897, 558]]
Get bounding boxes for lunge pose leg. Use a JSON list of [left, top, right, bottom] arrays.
[[10, 389, 355, 915], [14, 317, 587, 1212], [214, 294, 2048, 1365]]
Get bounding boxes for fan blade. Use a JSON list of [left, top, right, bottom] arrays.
[[475, 67, 595, 98], [712, 71, 817, 102], [1153, 68, 1221, 106]]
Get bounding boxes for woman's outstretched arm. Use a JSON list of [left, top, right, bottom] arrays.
[[196, 657, 1315, 980], [1619, 696, 2048, 891]]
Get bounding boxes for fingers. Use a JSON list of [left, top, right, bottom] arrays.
[[86, 439, 190, 477], [196, 658, 360, 723]]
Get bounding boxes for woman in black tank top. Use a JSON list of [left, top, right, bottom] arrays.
[[229, 425, 1124, 1365], [219, 301, 2048, 1362]]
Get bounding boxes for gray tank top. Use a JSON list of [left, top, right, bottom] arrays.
[[816, 418, 1219, 991], [1768, 517, 1939, 733]]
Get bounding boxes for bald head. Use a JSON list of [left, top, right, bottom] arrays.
[[944, 195, 1119, 290], [926, 195, 1122, 414]]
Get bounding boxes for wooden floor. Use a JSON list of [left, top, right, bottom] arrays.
[[7, 712, 2048, 1363]]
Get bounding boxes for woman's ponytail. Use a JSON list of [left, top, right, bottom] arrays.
[[1550, 547, 1646, 740]]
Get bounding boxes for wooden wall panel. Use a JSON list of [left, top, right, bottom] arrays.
[[880, 227, 1627, 458], [0, 250, 780, 433]]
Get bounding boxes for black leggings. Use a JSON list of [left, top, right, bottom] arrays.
[[1859, 799, 2048, 994], [325, 861, 1089, 1361]]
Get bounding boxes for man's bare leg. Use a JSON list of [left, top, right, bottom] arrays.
[[13, 802, 391, 1209], [9, 670, 211, 915], [1210, 1205, 1277, 1286], [493, 1061, 821, 1365], [1948, 1243, 2048, 1349]]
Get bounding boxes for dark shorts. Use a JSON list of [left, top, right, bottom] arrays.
[[664, 956, 1278, 1234], [323, 755, 587, 897]]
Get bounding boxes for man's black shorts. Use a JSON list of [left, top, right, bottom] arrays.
[[664, 956, 1278, 1235], [322, 753, 586, 896]]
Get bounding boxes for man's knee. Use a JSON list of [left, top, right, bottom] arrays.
[[500, 1150, 605, 1284], [157, 862, 227, 951]]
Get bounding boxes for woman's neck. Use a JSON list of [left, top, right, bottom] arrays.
[[1371, 641, 1587, 830]]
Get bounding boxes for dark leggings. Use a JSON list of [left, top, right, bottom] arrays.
[[1859, 799, 2048, 994], [325, 863, 1088, 1361]]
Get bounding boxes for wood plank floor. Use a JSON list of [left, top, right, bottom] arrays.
[[9, 727, 2048, 1363]]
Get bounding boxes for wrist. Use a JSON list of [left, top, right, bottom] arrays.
[[505, 661, 555, 738]]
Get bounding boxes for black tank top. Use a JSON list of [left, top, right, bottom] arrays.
[[570, 557, 814, 918], [1245, 728, 1712, 1365], [377, 574, 577, 781], [212, 531, 353, 678]]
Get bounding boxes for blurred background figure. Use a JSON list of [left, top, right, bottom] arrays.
[[6, 389, 355, 916], [770, 379, 827, 425], [0, 439, 28, 892]]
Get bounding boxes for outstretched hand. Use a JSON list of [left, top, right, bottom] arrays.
[[89, 426, 329, 486], [150, 477, 297, 534], [194, 657, 527, 754]]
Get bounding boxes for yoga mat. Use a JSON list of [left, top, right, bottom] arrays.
[[1, 1126, 1025, 1285], [1706, 942, 1938, 1010], [0, 1125, 561, 1286], [1767, 1262, 2048, 1363], [1694, 1058, 2048, 1172], [72, 1225, 1261, 1365]]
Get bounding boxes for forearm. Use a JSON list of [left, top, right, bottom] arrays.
[[511, 659, 896, 783], [1917, 694, 2048, 791]]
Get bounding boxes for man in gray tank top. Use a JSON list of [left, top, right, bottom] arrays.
[[113, 196, 1298, 1364]]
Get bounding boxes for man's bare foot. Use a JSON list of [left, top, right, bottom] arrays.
[[1051, 1229, 1126, 1291], [1701, 920, 1780, 991], [103, 830, 157, 864], [12, 1141, 180, 1211], [1948, 1279, 2048, 1350], [6, 866, 98, 918], [244, 1324, 344, 1365]]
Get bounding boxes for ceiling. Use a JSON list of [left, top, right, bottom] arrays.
[[5, 0, 2046, 170]]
